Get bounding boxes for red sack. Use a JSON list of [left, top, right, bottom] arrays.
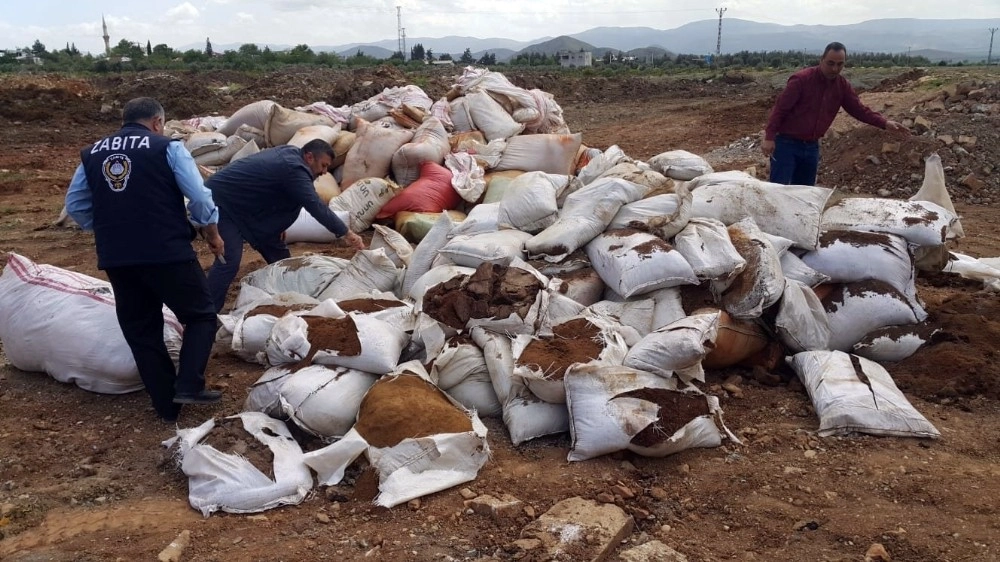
[[376, 161, 460, 219]]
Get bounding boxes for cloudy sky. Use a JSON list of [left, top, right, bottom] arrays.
[[3, 0, 999, 54]]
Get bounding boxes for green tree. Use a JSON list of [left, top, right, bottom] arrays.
[[410, 43, 425, 62], [459, 47, 475, 63], [389, 50, 405, 62], [152, 44, 175, 58], [286, 44, 315, 64], [238, 43, 261, 57], [146, 40, 152, 56], [205, 37, 213, 57], [477, 52, 496, 65], [439, 52, 452, 61], [425, 48, 434, 61], [31, 39, 46, 55]]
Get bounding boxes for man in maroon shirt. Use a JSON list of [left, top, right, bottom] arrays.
[[762, 42, 909, 185]]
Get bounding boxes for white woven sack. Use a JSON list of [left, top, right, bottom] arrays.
[[512, 311, 629, 404], [287, 124, 341, 148], [184, 131, 226, 155], [194, 136, 248, 167], [402, 212, 458, 298], [550, 267, 605, 308], [910, 152, 963, 239], [800, 231, 922, 314], [586, 229, 698, 298], [822, 281, 922, 352], [464, 91, 524, 141], [265, 105, 337, 147], [0, 253, 182, 394], [391, 117, 451, 187], [240, 255, 349, 299], [165, 412, 313, 516], [217, 100, 277, 136], [282, 208, 352, 244], [779, 251, 829, 287], [495, 133, 582, 176], [673, 217, 747, 281], [691, 179, 833, 250], [775, 279, 831, 352], [821, 198, 956, 248], [230, 138, 260, 162], [315, 249, 401, 301], [303, 363, 490, 508], [646, 149, 714, 181], [577, 145, 630, 185], [340, 119, 414, 188], [608, 188, 691, 241], [431, 340, 502, 417], [711, 217, 785, 319], [328, 177, 402, 232], [681, 170, 755, 190], [439, 230, 532, 268], [852, 325, 937, 362], [448, 97, 475, 133], [472, 327, 568, 445], [370, 224, 413, 268], [525, 177, 648, 263], [495, 171, 562, 234], [226, 292, 320, 363], [278, 364, 379, 440], [408, 265, 476, 309], [623, 310, 721, 384], [244, 366, 293, 416], [787, 350, 940, 438]]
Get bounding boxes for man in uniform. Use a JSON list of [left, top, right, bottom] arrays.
[[66, 97, 225, 422], [763, 42, 910, 186], [204, 139, 364, 313]]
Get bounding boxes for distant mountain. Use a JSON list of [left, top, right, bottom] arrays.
[[337, 45, 395, 59], [567, 18, 1000, 60], [186, 18, 1000, 63], [514, 36, 597, 57]]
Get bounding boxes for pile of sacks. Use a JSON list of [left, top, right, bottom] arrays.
[[12, 67, 967, 515]]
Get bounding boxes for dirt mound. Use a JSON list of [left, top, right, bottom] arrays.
[[422, 263, 543, 330], [890, 280, 1000, 400], [870, 68, 927, 92], [354, 374, 473, 448], [0, 75, 100, 124]]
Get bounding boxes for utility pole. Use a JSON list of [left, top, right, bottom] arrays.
[[989, 27, 998, 67], [715, 7, 727, 57], [397, 6, 405, 60]]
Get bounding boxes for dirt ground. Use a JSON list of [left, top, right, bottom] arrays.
[[2, 65, 1000, 561]]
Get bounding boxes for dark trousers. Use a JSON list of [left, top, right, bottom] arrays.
[[769, 135, 820, 186], [105, 260, 217, 419], [206, 208, 291, 313]]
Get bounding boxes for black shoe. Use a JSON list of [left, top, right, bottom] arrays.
[[173, 390, 223, 405]]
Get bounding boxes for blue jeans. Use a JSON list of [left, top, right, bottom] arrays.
[[769, 135, 820, 186], [205, 209, 290, 313]]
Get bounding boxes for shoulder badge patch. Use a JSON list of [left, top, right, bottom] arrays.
[[102, 153, 132, 192]]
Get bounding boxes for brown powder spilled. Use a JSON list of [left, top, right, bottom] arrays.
[[245, 303, 315, 319], [818, 230, 893, 249], [354, 374, 473, 448], [631, 238, 673, 260], [288, 315, 363, 371], [517, 318, 603, 381], [338, 298, 406, 314], [616, 388, 710, 447], [723, 225, 764, 300], [423, 263, 543, 330], [200, 417, 275, 480]]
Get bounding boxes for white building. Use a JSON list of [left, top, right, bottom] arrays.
[[557, 50, 592, 68]]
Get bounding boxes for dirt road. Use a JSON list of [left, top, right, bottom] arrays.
[[1, 66, 999, 561]]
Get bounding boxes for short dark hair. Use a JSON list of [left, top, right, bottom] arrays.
[[301, 139, 336, 161], [822, 42, 847, 58], [122, 97, 164, 124]]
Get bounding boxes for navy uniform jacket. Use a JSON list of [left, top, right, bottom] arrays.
[[79, 123, 197, 269], [206, 145, 348, 248]]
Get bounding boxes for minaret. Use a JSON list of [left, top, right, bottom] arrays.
[[102, 15, 111, 56]]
